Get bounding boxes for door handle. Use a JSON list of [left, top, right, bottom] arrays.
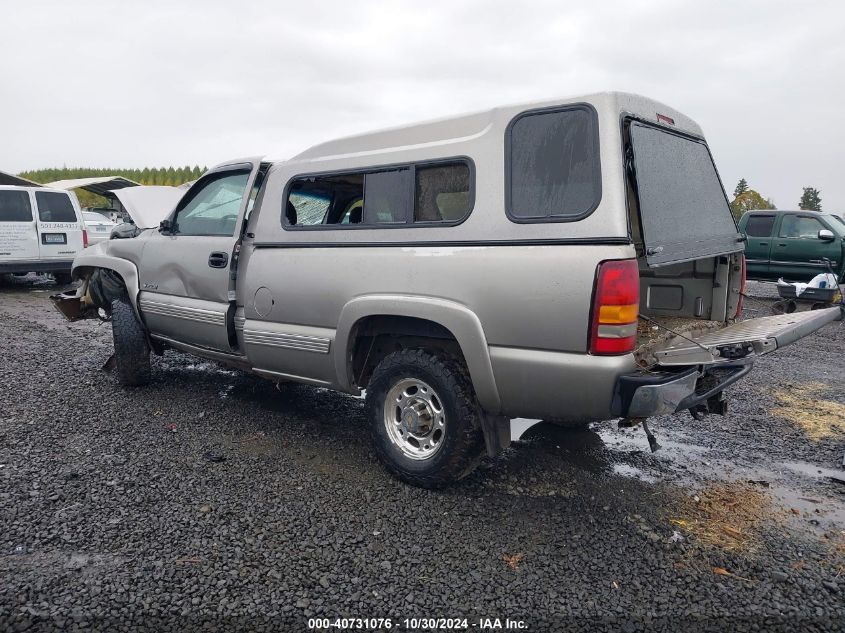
[[758, 242, 768, 246], [776, 243, 786, 247], [208, 252, 229, 268]]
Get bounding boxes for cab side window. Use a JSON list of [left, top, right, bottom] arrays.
[[35, 192, 77, 222], [174, 170, 249, 236], [778, 215, 824, 239], [744, 214, 775, 237]]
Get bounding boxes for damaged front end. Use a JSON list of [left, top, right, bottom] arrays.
[[50, 268, 128, 322]]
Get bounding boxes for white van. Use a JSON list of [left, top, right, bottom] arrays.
[[0, 185, 87, 283]]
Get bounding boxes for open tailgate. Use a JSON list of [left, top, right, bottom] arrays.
[[654, 307, 842, 366]]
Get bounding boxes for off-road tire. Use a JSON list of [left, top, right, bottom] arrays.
[[111, 296, 151, 387], [53, 272, 73, 285], [366, 349, 486, 488]]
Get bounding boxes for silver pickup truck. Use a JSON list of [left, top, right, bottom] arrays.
[[53, 92, 842, 487]]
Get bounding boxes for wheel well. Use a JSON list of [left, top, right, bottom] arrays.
[[349, 315, 465, 389], [80, 266, 128, 310]]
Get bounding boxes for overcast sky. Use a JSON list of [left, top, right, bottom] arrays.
[[1, 0, 842, 210]]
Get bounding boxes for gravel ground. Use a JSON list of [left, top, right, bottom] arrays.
[[1, 276, 844, 632]]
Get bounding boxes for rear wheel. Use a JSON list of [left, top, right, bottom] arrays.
[[365, 349, 485, 488], [111, 297, 151, 386]]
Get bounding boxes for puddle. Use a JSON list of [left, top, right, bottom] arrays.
[[782, 461, 845, 481], [183, 361, 239, 377], [612, 463, 657, 483], [596, 425, 712, 457], [511, 419, 845, 531]]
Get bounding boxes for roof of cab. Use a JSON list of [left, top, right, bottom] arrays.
[[287, 91, 704, 164]]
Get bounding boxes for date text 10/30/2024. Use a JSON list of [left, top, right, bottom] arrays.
[[307, 617, 528, 630]]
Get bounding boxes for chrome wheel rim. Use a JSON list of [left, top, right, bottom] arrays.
[[383, 378, 446, 460]]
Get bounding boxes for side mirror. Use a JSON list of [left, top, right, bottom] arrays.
[[159, 219, 173, 234], [818, 229, 834, 241]]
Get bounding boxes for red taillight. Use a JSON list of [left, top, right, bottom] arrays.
[[735, 254, 746, 318], [82, 229, 89, 248], [590, 259, 640, 355]]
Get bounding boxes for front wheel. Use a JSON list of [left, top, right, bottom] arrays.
[[365, 349, 485, 488], [111, 297, 151, 386]]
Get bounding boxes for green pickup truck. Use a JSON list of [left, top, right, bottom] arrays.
[[739, 210, 845, 282]]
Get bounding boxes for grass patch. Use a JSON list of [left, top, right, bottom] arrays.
[[770, 382, 845, 440], [669, 482, 783, 553]]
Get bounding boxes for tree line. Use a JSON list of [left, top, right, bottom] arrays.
[[17, 166, 208, 208], [728, 179, 822, 220], [18, 166, 207, 187]]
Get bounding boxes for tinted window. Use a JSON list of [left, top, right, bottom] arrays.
[[363, 169, 410, 224], [35, 191, 77, 222], [507, 106, 601, 221], [779, 215, 824, 238], [0, 190, 33, 222], [415, 163, 470, 222], [174, 170, 249, 236], [744, 215, 775, 237], [630, 123, 739, 265]]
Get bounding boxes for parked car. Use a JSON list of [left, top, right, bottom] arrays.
[[84, 206, 126, 224], [739, 210, 845, 282], [53, 92, 842, 487], [0, 185, 86, 283], [82, 211, 117, 246]]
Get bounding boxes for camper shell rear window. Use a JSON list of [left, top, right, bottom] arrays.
[[505, 104, 602, 223], [628, 121, 741, 266]]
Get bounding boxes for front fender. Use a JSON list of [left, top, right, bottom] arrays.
[[335, 295, 502, 414], [72, 245, 141, 316]]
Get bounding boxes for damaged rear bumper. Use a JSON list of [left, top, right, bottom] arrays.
[[611, 360, 753, 418]]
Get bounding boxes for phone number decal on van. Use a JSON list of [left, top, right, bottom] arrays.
[[40, 222, 80, 230]]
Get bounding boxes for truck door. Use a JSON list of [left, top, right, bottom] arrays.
[[772, 213, 840, 281], [137, 159, 263, 352], [0, 189, 38, 269], [740, 213, 776, 280]]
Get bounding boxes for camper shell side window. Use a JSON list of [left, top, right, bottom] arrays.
[[282, 158, 474, 230], [505, 104, 602, 223]]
